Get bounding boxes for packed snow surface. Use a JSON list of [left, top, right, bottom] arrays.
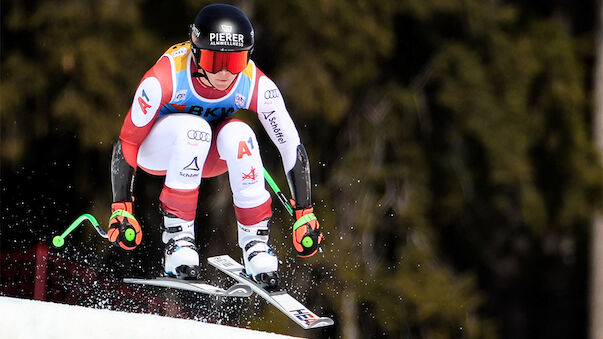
[[0, 296, 302, 339]]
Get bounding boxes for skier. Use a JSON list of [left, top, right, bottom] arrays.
[[107, 4, 323, 289]]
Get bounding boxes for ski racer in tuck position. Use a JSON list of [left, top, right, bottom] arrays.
[[108, 4, 323, 289]]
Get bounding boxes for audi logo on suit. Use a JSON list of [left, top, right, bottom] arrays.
[[264, 89, 279, 99], [187, 129, 211, 142]]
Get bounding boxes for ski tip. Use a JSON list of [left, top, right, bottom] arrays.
[[123, 278, 142, 284], [307, 317, 335, 329], [225, 283, 254, 297]]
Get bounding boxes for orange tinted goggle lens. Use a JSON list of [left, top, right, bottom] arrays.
[[199, 50, 248, 73]]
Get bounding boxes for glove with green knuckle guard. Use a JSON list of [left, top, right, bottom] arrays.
[[290, 199, 323, 257], [107, 202, 142, 250]]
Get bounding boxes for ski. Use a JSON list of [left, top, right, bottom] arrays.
[[123, 277, 253, 297], [207, 255, 334, 329]]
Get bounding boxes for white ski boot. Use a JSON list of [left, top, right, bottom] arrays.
[[238, 219, 280, 290], [162, 214, 200, 280]]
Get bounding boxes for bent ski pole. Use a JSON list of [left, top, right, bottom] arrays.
[[52, 213, 107, 248], [263, 168, 294, 216]]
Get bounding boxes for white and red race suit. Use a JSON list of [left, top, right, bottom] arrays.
[[113, 41, 308, 225]]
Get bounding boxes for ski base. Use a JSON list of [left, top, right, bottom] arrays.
[[123, 277, 253, 297], [208, 255, 334, 329]]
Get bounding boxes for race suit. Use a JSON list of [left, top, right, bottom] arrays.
[[111, 41, 312, 226]]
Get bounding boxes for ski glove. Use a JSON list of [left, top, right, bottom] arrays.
[[290, 200, 323, 257], [108, 202, 142, 250]]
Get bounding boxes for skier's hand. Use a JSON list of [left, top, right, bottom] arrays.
[[108, 202, 142, 250], [290, 200, 323, 257]]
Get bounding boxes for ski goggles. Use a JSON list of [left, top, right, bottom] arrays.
[[198, 50, 249, 74]]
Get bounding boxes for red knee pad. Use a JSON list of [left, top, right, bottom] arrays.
[[234, 197, 272, 225], [159, 186, 198, 220]]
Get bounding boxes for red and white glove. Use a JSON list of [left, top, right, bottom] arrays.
[[290, 200, 323, 257], [107, 202, 142, 250]]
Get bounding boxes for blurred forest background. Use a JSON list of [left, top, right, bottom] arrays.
[[1, 0, 603, 338]]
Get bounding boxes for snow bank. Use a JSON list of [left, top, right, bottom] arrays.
[[0, 296, 303, 339]]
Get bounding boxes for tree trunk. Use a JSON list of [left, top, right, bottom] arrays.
[[590, 1, 603, 338], [342, 290, 360, 339]]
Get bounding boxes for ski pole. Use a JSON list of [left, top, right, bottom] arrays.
[[263, 167, 294, 217], [52, 213, 107, 248]]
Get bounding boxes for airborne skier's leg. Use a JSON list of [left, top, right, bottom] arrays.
[[216, 119, 279, 288], [137, 114, 212, 279]]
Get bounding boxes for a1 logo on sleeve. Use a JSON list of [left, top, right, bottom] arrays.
[[131, 77, 161, 127]]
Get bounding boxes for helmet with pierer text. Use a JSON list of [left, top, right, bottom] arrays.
[[190, 4, 254, 74]]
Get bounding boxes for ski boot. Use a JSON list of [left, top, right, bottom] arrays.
[[162, 212, 201, 280], [238, 219, 280, 290]]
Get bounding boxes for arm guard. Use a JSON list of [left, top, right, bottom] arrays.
[[286, 144, 312, 209], [111, 140, 136, 202]]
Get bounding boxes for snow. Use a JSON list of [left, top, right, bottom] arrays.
[[0, 296, 303, 339]]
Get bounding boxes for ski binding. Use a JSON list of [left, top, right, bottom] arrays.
[[123, 277, 253, 297], [208, 255, 334, 329]]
